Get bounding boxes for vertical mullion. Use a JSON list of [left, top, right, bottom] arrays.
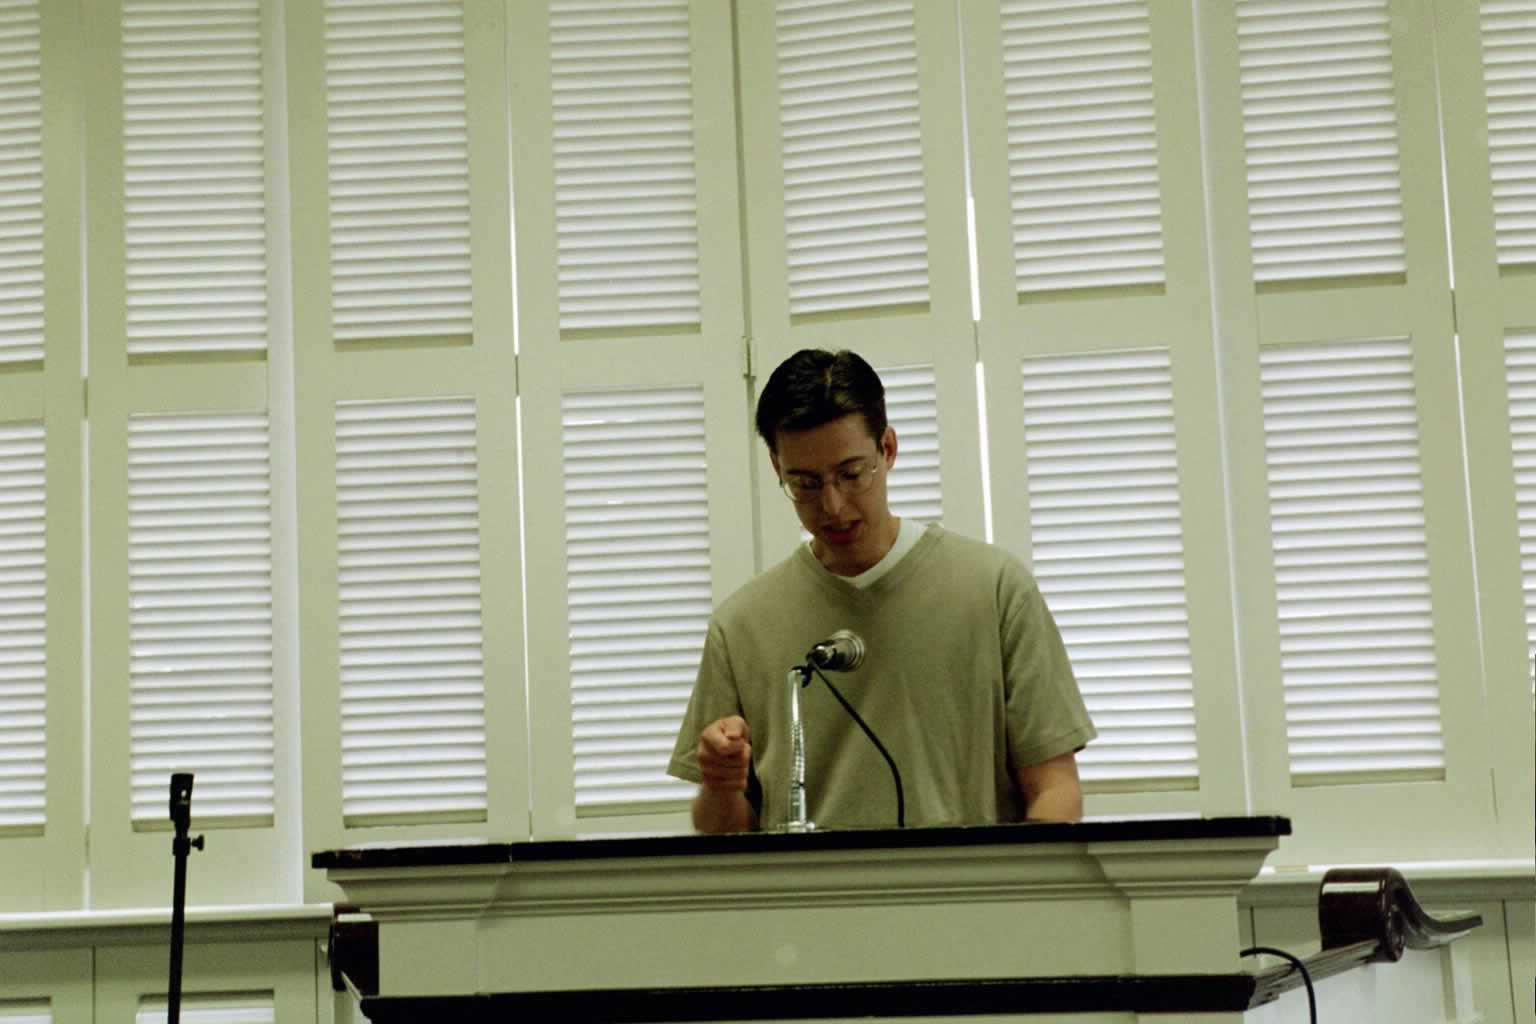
[[32, 0, 85, 911]]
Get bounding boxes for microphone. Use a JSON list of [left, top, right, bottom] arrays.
[[807, 629, 865, 672]]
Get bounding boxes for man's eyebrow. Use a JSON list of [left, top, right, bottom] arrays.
[[783, 455, 868, 477]]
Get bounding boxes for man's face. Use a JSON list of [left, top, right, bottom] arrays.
[[770, 413, 898, 576]]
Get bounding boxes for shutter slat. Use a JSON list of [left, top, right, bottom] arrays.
[[1482, 1, 1536, 267], [337, 397, 487, 826], [0, 419, 43, 830], [1260, 337, 1445, 783], [1002, 0, 1165, 294], [1507, 333, 1536, 660], [128, 413, 274, 825], [1238, 0, 1406, 283], [552, 0, 701, 332], [326, 0, 472, 341], [881, 364, 943, 524], [564, 387, 710, 810], [1021, 350, 1196, 788], [0, 0, 42, 365], [137, 993, 274, 1024], [778, 0, 929, 316], [123, 0, 269, 356]]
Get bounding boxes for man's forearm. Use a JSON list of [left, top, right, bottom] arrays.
[[1015, 752, 1084, 822], [691, 785, 758, 833], [1023, 779, 1083, 822]]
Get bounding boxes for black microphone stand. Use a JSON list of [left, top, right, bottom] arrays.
[[167, 772, 204, 1024]]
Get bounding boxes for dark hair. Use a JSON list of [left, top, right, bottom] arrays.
[[754, 349, 887, 451]]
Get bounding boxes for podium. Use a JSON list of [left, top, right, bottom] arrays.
[[315, 816, 1486, 1021], [317, 817, 1313, 1022]]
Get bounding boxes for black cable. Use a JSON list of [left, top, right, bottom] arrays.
[[807, 664, 905, 828], [1241, 945, 1317, 1024]]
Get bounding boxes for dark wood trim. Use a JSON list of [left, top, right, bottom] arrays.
[[357, 974, 1261, 1023], [328, 906, 379, 997], [311, 815, 1292, 870]]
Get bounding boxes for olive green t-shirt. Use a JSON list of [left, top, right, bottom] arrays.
[[668, 524, 1096, 829]]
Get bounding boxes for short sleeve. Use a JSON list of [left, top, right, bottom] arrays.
[[999, 563, 1098, 768], [667, 617, 743, 784]]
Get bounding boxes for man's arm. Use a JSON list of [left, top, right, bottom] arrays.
[[691, 715, 760, 833], [1014, 750, 1084, 822], [692, 786, 758, 833]]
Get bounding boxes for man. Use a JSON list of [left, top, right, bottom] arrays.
[[667, 349, 1095, 832]]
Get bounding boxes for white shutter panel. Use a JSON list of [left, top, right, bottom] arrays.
[[777, 0, 930, 316], [1000, 0, 1165, 294], [551, 0, 702, 333], [563, 388, 711, 810], [325, 0, 472, 342], [137, 994, 273, 1024], [1237, 0, 1407, 283], [0, 1004, 50, 1024], [1020, 349, 1198, 787], [122, 0, 270, 357], [0, 0, 43, 365], [128, 413, 273, 824], [0, 421, 44, 830], [336, 398, 487, 826], [1259, 338, 1444, 782], [880, 364, 942, 523], [1507, 332, 1536, 657], [1481, 0, 1536, 268]]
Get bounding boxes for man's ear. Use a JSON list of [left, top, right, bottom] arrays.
[[881, 425, 897, 467], [768, 448, 781, 478]]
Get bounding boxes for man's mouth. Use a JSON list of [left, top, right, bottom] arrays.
[[820, 523, 862, 545]]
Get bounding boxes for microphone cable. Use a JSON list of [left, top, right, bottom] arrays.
[[808, 664, 906, 828], [1240, 945, 1317, 1024]]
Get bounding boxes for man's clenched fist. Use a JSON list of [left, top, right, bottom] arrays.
[[698, 715, 752, 791]]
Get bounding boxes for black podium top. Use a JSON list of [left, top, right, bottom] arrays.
[[311, 815, 1291, 871]]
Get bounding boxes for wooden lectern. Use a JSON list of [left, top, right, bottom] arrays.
[[315, 816, 1480, 1022]]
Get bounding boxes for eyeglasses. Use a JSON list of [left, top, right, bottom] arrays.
[[779, 456, 883, 504]]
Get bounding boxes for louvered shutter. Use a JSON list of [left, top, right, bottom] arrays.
[[777, 0, 930, 316], [1507, 332, 1536, 657], [1259, 338, 1444, 782], [1020, 350, 1198, 786], [0, 0, 43, 365], [0, 1004, 49, 1024], [562, 387, 711, 810], [137, 995, 273, 1024], [324, 0, 472, 341], [0, 421, 44, 830], [127, 413, 274, 824], [121, 0, 269, 357], [335, 398, 487, 826], [1237, 0, 1408, 283], [881, 364, 942, 523], [1000, 0, 1165, 294], [550, 0, 702, 333], [1480, 0, 1536, 268]]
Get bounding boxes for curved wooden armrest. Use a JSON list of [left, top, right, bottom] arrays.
[[1319, 866, 1482, 963], [1249, 866, 1484, 1008]]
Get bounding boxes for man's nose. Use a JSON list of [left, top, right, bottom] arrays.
[[818, 482, 846, 514]]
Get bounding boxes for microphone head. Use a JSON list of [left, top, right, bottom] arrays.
[[830, 629, 865, 670], [809, 628, 865, 671]]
